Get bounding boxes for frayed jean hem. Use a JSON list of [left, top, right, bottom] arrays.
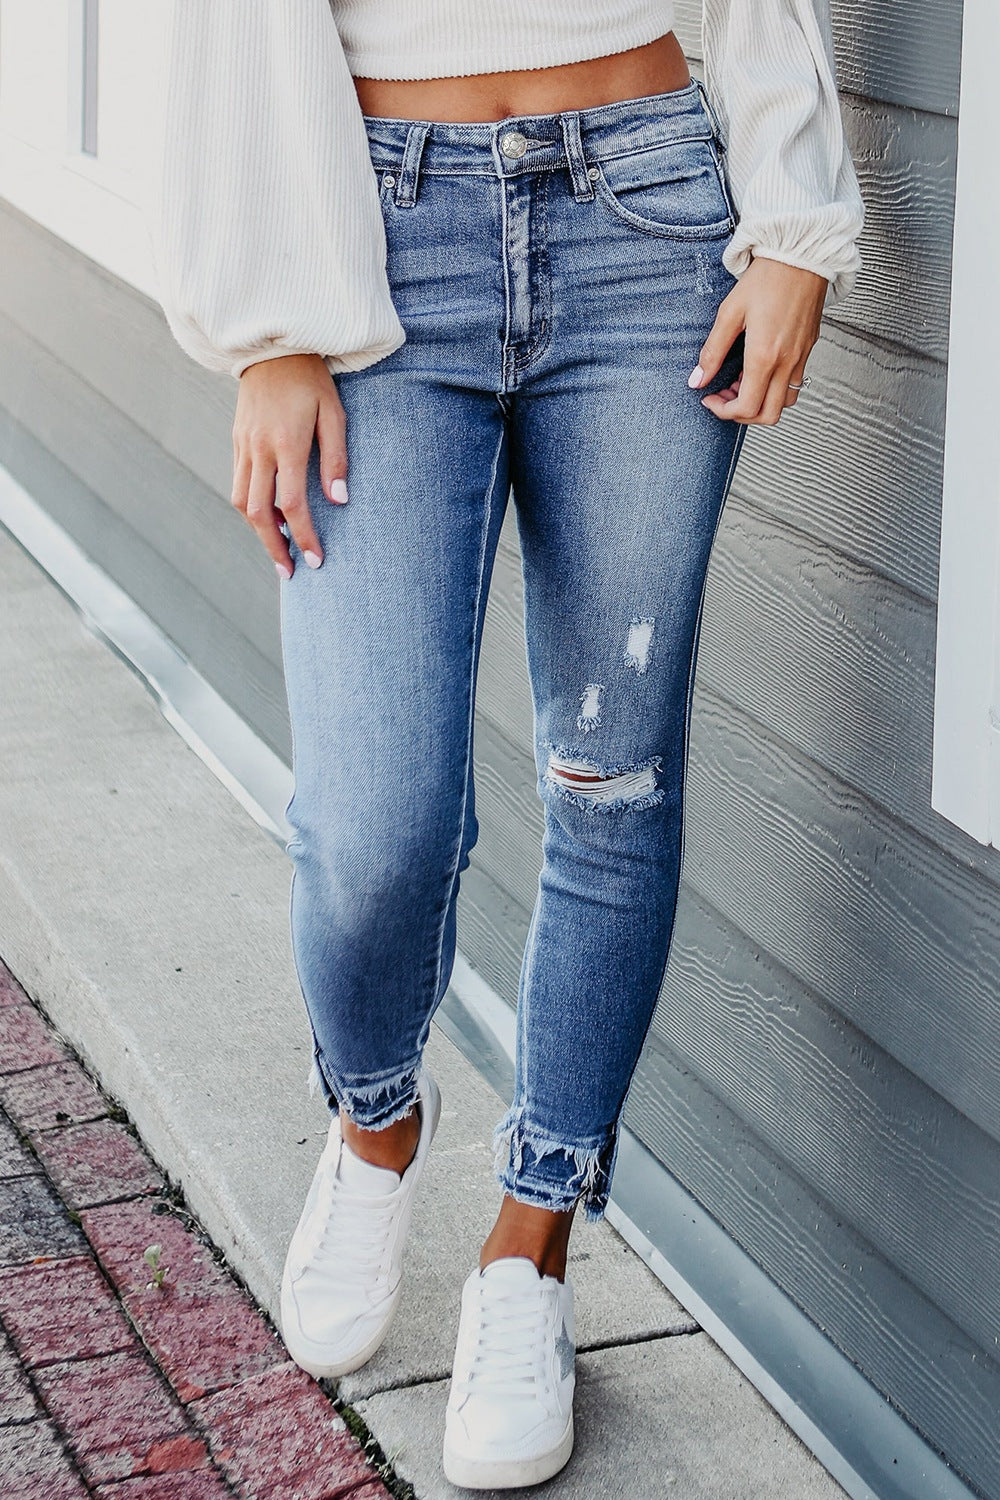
[[307, 1049, 421, 1130], [492, 1106, 621, 1223]]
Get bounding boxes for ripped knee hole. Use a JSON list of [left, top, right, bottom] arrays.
[[545, 752, 659, 806]]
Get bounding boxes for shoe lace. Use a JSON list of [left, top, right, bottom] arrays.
[[302, 1159, 398, 1279], [458, 1280, 553, 1400]]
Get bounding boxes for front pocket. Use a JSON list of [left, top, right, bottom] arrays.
[[593, 135, 735, 240]]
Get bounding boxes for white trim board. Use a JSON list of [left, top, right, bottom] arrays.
[[932, 0, 1000, 845]]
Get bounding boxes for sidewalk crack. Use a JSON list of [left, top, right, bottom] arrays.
[[578, 1321, 702, 1355]]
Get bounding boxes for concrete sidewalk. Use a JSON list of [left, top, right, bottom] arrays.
[[0, 526, 846, 1499]]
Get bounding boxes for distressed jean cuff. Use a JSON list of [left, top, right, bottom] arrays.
[[492, 1106, 621, 1223], [307, 1048, 422, 1130]]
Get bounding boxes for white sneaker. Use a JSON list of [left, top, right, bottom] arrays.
[[444, 1256, 576, 1490], [280, 1067, 441, 1379]]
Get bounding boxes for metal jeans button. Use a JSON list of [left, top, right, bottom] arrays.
[[500, 130, 528, 159]]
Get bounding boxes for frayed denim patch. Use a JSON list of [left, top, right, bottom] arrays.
[[492, 1106, 620, 1223], [307, 1049, 421, 1130]]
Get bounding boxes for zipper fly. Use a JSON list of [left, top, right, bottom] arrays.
[[499, 169, 552, 392]]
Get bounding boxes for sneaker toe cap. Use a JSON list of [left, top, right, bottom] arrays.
[[446, 1398, 567, 1461], [282, 1283, 394, 1362]]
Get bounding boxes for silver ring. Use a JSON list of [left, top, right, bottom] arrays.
[[787, 376, 812, 391]]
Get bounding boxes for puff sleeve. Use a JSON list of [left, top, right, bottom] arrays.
[[702, 0, 865, 303], [153, 0, 405, 379]]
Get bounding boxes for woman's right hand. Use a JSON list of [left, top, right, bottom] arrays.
[[231, 352, 348, 578]]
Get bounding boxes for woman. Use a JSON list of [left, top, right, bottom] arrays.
[[157, 2, 863, 1489]]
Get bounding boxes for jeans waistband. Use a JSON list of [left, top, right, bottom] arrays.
[[362, 79, 722, 192]]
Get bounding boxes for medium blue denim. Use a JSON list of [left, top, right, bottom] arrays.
[[280, 79, 748, 1220]]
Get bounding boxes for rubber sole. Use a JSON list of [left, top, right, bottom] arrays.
[[442, 1415, 574, 1490]]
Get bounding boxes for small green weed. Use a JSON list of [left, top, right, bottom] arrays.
[[143, 1242, 168, 1289]]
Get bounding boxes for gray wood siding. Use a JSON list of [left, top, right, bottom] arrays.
[[2, 0, 995, 1490], [674, 0, 962, 115]]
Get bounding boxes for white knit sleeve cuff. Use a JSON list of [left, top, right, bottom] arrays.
[[722, 208, 864, 305]]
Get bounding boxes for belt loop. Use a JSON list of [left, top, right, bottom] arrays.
[[394, 121, 430, 207], [694, 75, 726, 151], [560, 111, 594, 201]]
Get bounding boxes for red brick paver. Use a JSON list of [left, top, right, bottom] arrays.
[[192, 1362, 379, 1500], [0, 1417, 91, 1498], [0, 965, 34, 1006], [93, 1472, 235, 1499], [0, 1001, 70, 1074], [0, 1256, 136, 1366], [34, 1351, 210, 1486], [83, 1199, 286, 1402], [32, 1118, 165, 1209], [0, 962, 393, 1500], [0, 1058, 110, 1130]]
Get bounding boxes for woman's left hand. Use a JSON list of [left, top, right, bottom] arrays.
[[688, 256, 828, 426]]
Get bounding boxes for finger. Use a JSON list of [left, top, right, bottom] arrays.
[[231, 449, 252, 517], [275, 451, 324, 568], [783, 357, 808, 410], [757, 367, 794, 426], [317, 394, 349, 506], [759, 350, 809, 424], [689, 296, 744, 389], [702, 350, 771, 423], [245, 456, 294, 577], [702, 372, 742, 410]]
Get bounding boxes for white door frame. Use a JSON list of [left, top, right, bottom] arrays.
[[932, 0, 1000, 845]]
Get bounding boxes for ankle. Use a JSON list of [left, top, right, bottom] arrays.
[[341, 1106, 421, 1175], [480, 1197, 575, 1282]]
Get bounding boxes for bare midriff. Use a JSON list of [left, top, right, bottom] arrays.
[[353, 32, 691, 122]]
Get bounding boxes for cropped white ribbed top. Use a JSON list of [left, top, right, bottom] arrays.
[[156, 0, 865, 380], [335, 0, 679, 82]]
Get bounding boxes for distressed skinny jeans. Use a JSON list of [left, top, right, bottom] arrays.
[[280, 81, 748, 1221]]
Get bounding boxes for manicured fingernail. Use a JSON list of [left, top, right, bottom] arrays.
[[329, 478, 349, 504], [304, 550, 323, 570], [687, 365, 705, 389], [275, 562, 292, 580]]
